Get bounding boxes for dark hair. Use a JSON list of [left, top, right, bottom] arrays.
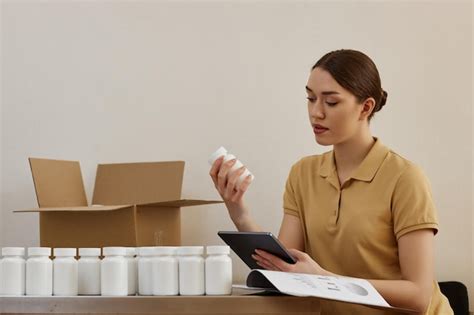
[[312, 49, 387, 120]]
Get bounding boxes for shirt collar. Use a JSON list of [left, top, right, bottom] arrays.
[[319, 137, 390, 183]]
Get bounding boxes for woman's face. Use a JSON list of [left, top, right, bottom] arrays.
[[306, 67, 368, 146]]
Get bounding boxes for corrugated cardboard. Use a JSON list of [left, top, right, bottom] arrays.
[[15, 158, 223, 248]]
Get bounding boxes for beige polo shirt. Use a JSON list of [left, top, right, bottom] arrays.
[[283, 138, 452, 315]]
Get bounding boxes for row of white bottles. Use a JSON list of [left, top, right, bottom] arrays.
[[81, 247, 137, 296], [0, 247, 54, 296], [0, 245, 231, 296], [137, 246, 232, 296]]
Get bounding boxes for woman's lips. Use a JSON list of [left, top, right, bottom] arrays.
[[313, 124, 329, 135]]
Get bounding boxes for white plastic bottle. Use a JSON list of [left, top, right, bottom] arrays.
[[137, 247, 156, 295], [78, 248, 101, 295], [177, 246, 205, 296], [0, 247, 26, 295], [205, 246, 232, 295], [26, 247, 52, 296], [152, 247, 178, 296], [208, 146, 254, 187], [101, 247, 127, 296], [53, 248, 78, 296], [125, 247, 138, 295]]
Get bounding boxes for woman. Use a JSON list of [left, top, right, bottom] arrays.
[[209, 49, 453, 315]]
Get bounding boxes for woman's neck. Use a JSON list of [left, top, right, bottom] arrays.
[[333, 128, 375, 174]]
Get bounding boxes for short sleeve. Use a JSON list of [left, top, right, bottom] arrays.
[[283, 163, 300, 217], [392, 164, 439, 240]]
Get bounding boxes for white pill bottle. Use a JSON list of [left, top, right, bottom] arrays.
[[26, 247, 53, 296], [177, 246, 205, 296], [205, 245, 232, 295], [137, 247, 156, 296], [53, 248, 78, 296], [208, 146, 254, 187], [152, 247, 178, 296], [78, 248, 101, 295], [101, 247, 127, 296], [0, 247, 26, 295]]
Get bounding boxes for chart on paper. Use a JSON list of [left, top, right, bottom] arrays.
[[254, 270, 390, 307]]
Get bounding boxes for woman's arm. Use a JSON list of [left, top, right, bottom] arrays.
[[368, 229, 434, 313], [253, 229, 435, 314], [278, 214, 305, 251]]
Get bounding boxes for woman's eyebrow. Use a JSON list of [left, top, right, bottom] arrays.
[[305, 86, 340, 95]]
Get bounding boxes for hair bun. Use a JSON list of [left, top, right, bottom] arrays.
[[380, 90, 388, 108]]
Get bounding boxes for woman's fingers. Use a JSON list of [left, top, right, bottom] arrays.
[[254, 249, 293, 272], [256, 260, 276, 270], [287, 248, 308, 261], [209, 156, 224, 186], [216, 158, 237, 194], [230, 174, 252, 202], [252, 254, 280, 271], [224, 166, 246, 198]]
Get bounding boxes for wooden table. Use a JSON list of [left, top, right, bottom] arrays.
[[0, 289, 321, 315]]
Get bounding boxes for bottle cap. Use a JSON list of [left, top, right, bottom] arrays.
[[2, 247, 25, 257], [154, 246, 178, 256], [125, 247, 137, 257], [54, 248, 76, 257], [206, 245, 230, 255], [208, 146, 228, 165], [102, 247, 126, 256], [138, 246, 157, 257], [28, 247, 51, 257], [78, 248, 101, 257], [177, 246, 204, 256]]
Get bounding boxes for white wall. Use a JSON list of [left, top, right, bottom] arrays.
[[0, 0, 3, 250], [1, 0, 472, 309], [470, 3, 474, 314]]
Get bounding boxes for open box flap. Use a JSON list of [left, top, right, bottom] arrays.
[[29, 158, 88, 207], [15, 205, 133, 213], [92, 161, 185, 205], [140, 199, 223, 208]]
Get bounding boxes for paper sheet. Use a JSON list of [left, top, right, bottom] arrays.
[[253, 270, 390, 307]]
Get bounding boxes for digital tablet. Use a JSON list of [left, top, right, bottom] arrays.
[[217, 231, 297, 270]]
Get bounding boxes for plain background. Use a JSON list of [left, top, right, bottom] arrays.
[[1, 0, 472, 310]]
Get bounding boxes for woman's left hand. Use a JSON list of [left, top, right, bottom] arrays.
[[252, 248, 331, 276]]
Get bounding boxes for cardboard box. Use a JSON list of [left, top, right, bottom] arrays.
[[15, 158, 223, 248]]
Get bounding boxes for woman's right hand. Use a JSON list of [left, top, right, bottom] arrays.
[[209, 156, 253, 224]]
